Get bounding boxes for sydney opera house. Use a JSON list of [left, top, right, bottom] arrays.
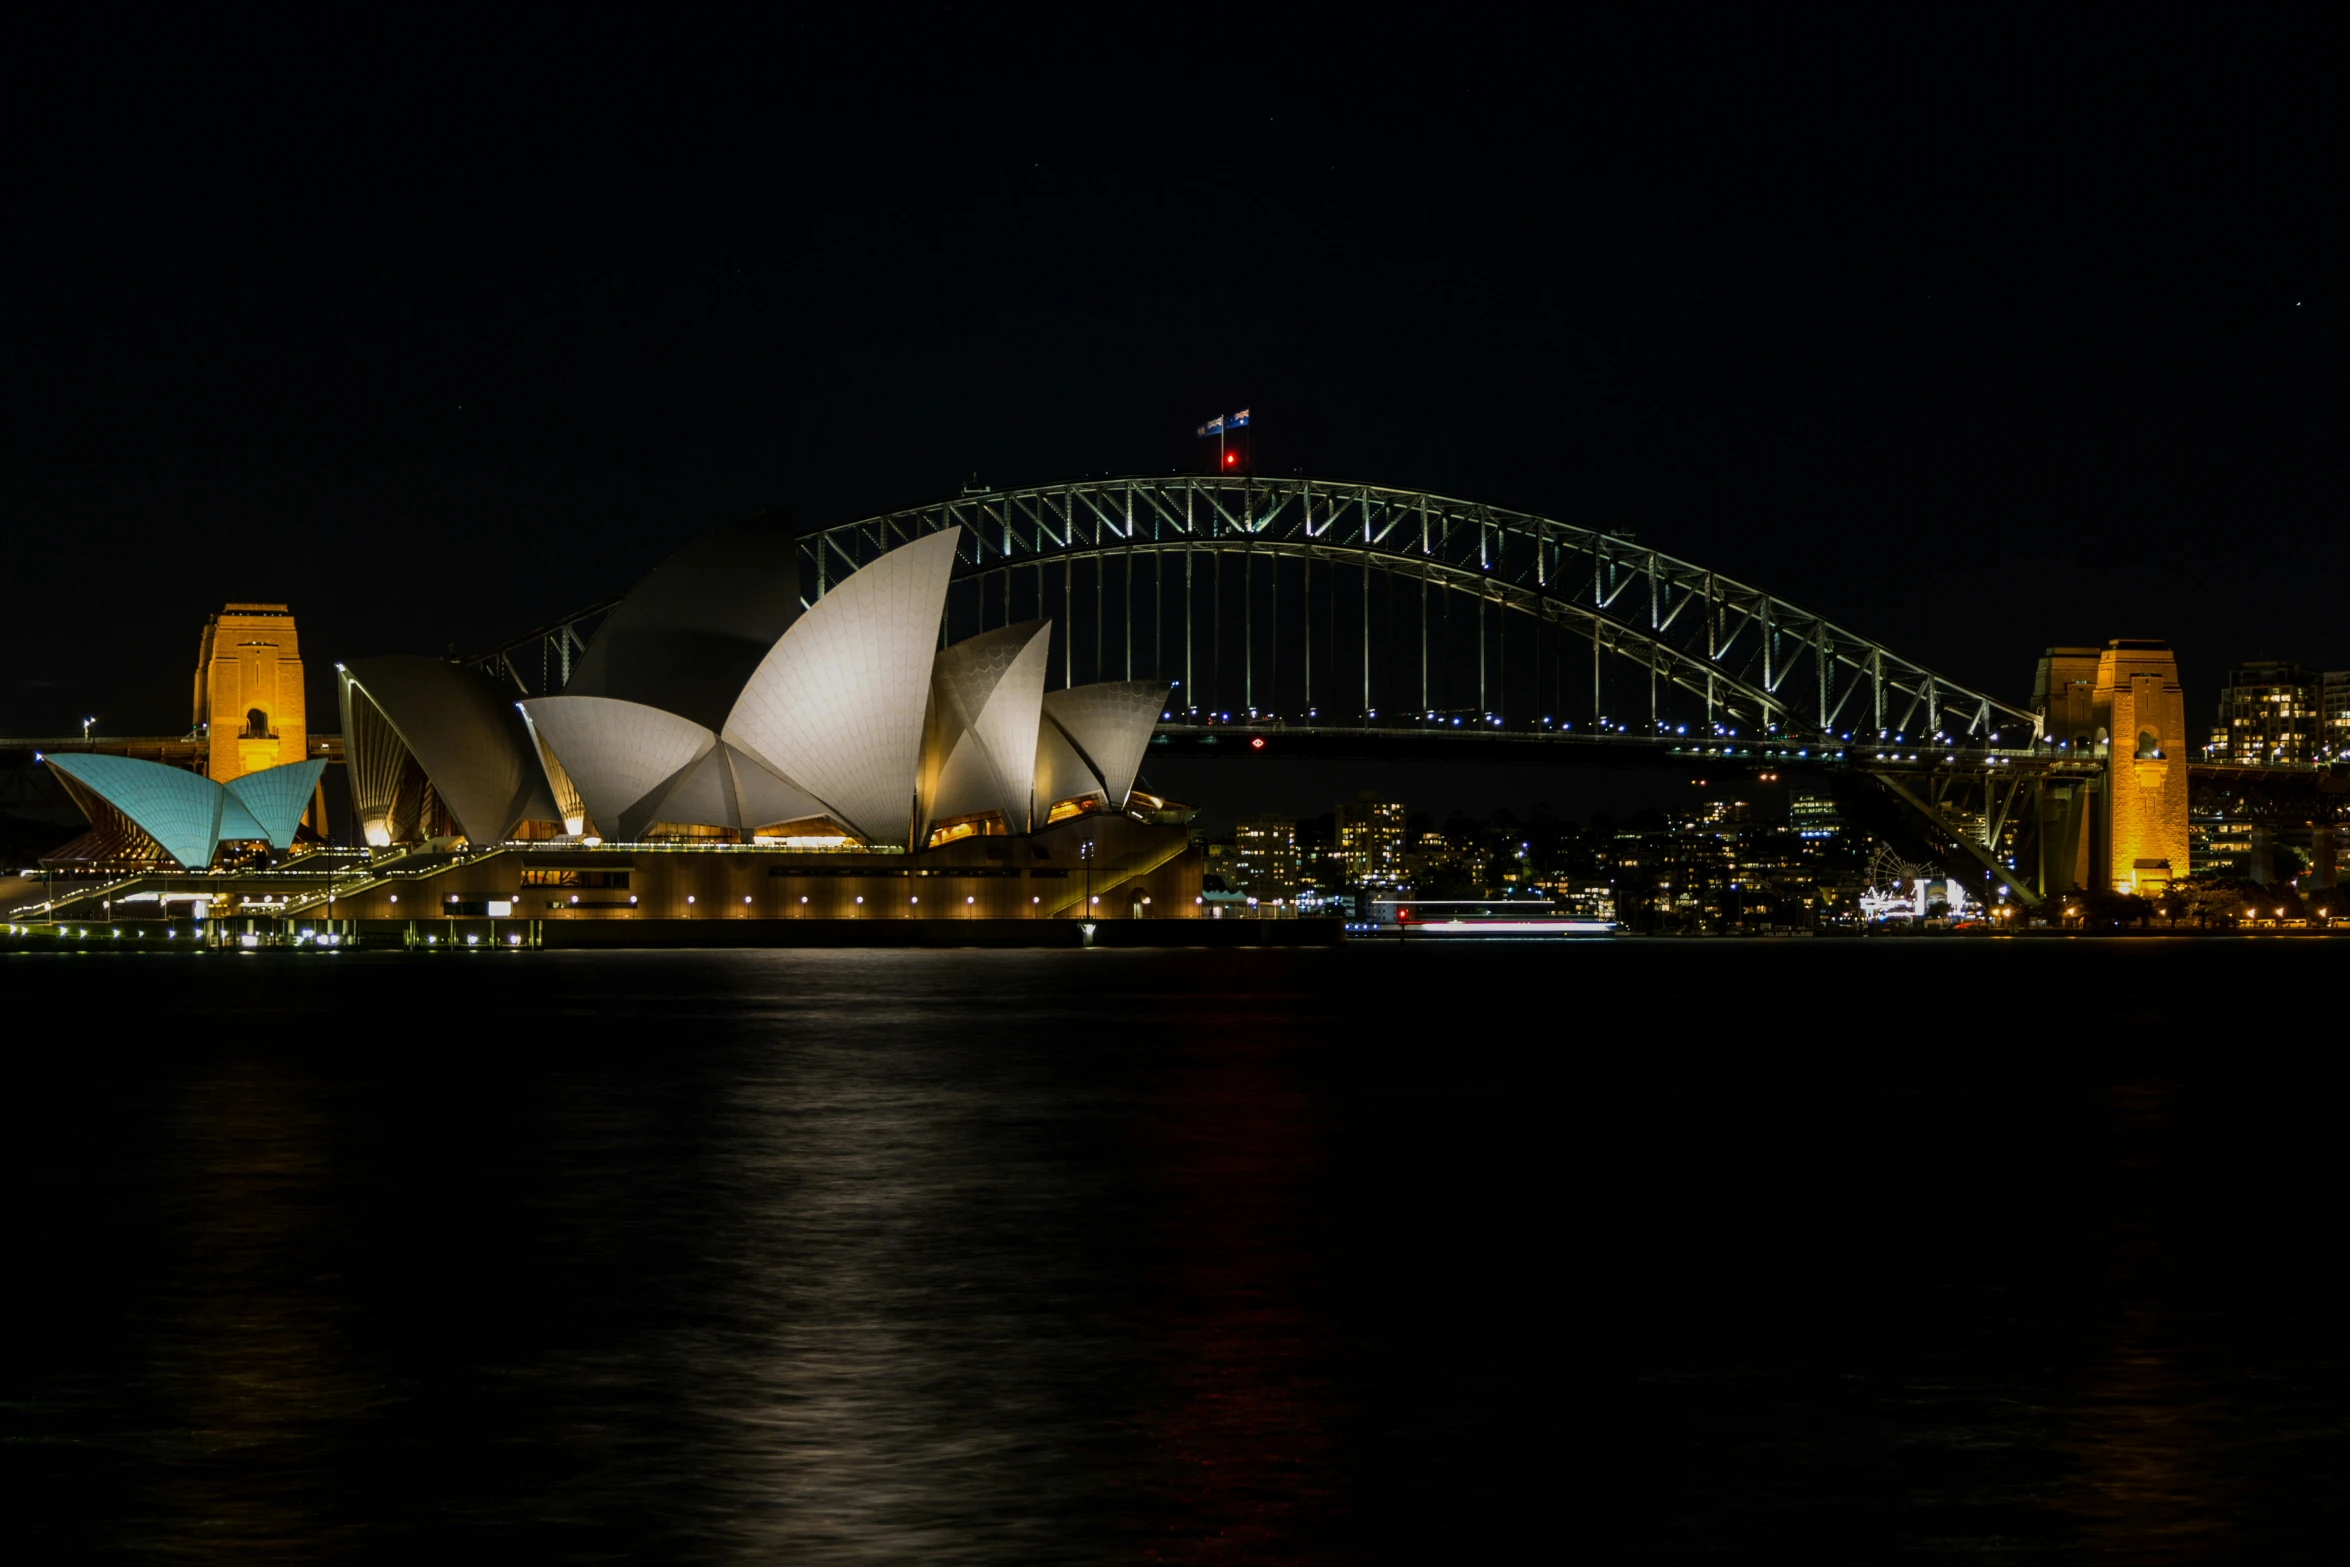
[[25, 517, 1199, 938], [339, 518, 1168, 853]]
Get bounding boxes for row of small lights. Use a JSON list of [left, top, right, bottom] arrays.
[[1174, 714, 2099, 761], [26, 897, 2335, 937], [1, 924, 347, 943], [370, 892, 1183, 911]]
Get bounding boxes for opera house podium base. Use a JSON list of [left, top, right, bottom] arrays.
[[3, 815, 1341, 950], [527, 913, 1342, 949], [328, 814, 1200, 928]]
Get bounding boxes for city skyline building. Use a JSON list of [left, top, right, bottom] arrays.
[[2208, 661, 2321, 764], [1402, 829, 1463, 891], [2323, 670, 2350, 761], [1790, 784, 1842, 845], [1232, 816, 1299, 901], [1336, 794, 1406, 887]]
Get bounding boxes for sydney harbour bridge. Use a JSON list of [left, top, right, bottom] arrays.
[[473, 475, 2342, 911]]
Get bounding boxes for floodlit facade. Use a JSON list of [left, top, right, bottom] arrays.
[[341, 656, 559, 847], [2093, 642, 2189, 894], [718, 529, 964, 843], [2032, 647, 2103, 751], [517, 695, 826, 842], [561, 510, 803, 732], [920, 620, 1052, 842], [349, 521, 1170, 851], [44, 751, 326, 869], [1038, 681, 1165, 822], [194, 604, 310, 785]]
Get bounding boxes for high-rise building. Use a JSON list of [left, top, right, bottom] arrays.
[[2322, 670, 2350, 761], [2208, 661, 2318, 763], [1790, 785, 1841, 845], [1232, 816, 1299, 900], [2190, 815, 2255, 878], [1335, 793, 1405, 886], [194, 604, 310, 785]]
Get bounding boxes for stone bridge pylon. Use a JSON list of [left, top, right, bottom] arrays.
[[2031, 641, 2190, 897]]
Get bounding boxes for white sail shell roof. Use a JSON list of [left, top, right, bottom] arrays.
[[522, 696, 835, 839], [1040, 680, 1168, 812], [630, 740, 829, 835], [726, 745, 831, 831], [521, 695, 715, 840], [921, 620, 1051, 836], [721, 529, 960, 845], [1031, 719, 1102, 817], [643, 744, 733, 832], [342, 657, 550, 845], [564, 510, 802, 732]]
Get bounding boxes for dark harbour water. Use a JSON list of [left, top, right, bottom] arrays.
[[5, 940, 2346, 1563]]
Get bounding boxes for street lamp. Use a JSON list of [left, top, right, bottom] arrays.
[[1080, 839, 1094, 916], [81, 716, 95, 742]]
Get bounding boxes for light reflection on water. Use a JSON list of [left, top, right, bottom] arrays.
[[5, 941, 2346, 1561], [2058, 1079, 2234, 1563]]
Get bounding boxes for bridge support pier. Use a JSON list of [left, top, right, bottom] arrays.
[[2032, 642, 2190, 897], [2035, 778, 2096, 899]]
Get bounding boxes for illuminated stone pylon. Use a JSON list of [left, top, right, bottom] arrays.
[[194, 603, 322, 838], [195, 604, 309, 783], [2030, 640, 2190, 895], [2094, 641, 2190, 894]]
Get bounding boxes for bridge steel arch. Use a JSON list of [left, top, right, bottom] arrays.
[[799, 476, 2041, 748]]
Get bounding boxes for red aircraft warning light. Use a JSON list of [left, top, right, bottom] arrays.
[[1225, 450, 1238, 466], [1249, 736, 1266, 749]]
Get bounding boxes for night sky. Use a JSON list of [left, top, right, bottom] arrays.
[[6, 25, 2339, 758]]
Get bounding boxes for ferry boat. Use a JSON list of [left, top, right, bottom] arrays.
[[1371, 898, 1616, 937]]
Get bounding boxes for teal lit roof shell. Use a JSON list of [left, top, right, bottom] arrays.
[[225, 759, 327, 850], [43, 752, 227, 868], [43, 752, 323, 868]]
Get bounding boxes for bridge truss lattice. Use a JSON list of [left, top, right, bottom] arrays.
[[800, 476, 2041, 748]]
